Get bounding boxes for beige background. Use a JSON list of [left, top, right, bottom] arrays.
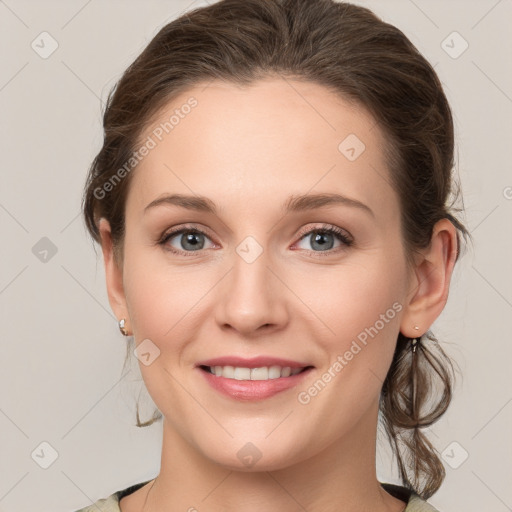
[[1, 0, 511, 511]]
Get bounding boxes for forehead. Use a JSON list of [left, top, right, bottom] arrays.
[[127, 78, 398, 223]]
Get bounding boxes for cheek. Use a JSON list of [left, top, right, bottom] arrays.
[[123, 272, 175, 339], [295, 259, 405, 438], [122, 244, 204, 338], [120, 254, 204, 423], [295, 256, 405, 343], [296, 247, 407, 411]]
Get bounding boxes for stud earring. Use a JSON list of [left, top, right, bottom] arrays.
[[119, 318, 129, 336], [411, 326, 422, 353]]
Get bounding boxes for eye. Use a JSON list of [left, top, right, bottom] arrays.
[[158, 223, 353, 257], [293, 224, 353, 257], [158, 225, 215, 256]]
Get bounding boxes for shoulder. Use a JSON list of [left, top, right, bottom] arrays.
[[72, 480, 153, 512], [381, 482, 442, 512], [73, 494, 120, 512], [406, 494, 442, 512]]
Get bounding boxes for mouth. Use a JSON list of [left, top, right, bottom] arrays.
[[199, 364, 313, 380], [195, 357, 315, 401]]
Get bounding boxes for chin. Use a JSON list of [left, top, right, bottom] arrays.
[[198, 437, 308, 473]]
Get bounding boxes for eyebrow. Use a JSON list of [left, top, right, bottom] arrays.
[[144, 192, 374, 218]]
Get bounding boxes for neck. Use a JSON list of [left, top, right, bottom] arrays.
[[142, 399, 406, 512]]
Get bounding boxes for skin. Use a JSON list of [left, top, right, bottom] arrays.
[[98, 78, 458, 512]]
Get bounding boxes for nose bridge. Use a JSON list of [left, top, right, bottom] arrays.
[[215, 234, 286, 333]]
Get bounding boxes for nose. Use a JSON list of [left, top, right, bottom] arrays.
[[214, 247, 289, 337]]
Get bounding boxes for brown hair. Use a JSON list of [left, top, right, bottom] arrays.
[[82, 0, 469, 500]]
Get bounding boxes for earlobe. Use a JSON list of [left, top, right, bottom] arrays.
[[98, 218, 129, 323], [400, 219, 458, 338]]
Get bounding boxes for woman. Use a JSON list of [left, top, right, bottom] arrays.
[[76, 0, 468, 510]]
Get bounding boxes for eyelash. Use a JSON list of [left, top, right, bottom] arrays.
[[157, 223, 353, 258]]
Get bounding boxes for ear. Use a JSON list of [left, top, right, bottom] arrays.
[[400, 218, 458, 338], [98, 218, 129, 327]]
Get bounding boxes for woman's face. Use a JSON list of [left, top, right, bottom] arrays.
[[103, 78, 415, 470]]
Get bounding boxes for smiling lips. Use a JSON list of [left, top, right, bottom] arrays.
[[197, 356, 312, 380], [203, 365, 304, 380], [196, 356, 314, 400]]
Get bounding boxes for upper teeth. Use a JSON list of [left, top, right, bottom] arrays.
[[208, 365, 303, 380]]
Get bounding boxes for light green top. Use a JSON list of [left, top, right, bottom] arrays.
[[73, 480, 441, 511]]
